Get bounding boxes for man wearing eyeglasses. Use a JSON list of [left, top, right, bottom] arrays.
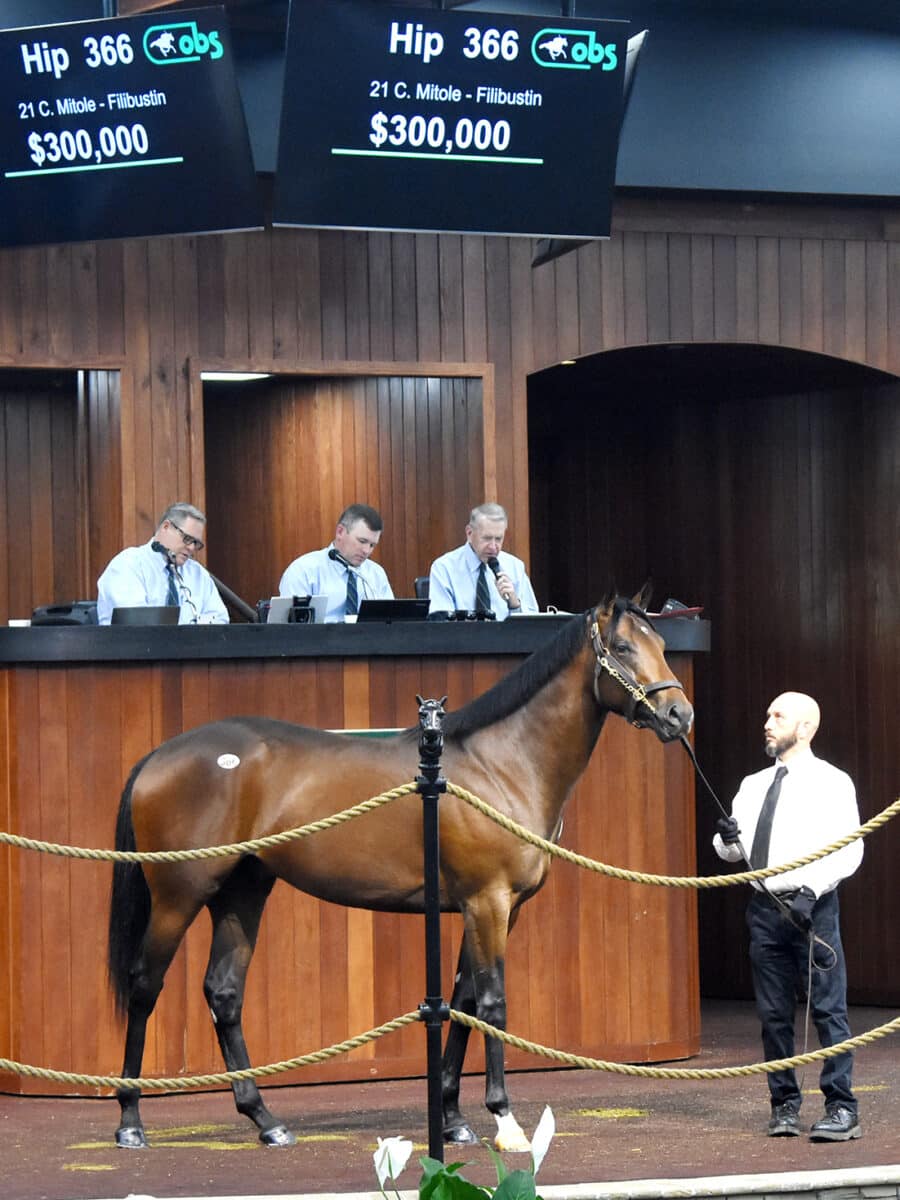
[[97, 502, 228, 625]]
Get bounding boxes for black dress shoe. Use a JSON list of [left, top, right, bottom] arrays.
[[809, 1105, 861, 1141], [767, 1104, 801, 1137]]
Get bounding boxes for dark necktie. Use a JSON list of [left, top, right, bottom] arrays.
[[345, 568, 358, 615], [475, 561, 492, 613], [165, 564, 180, 608], [749, 765, 787, 870]]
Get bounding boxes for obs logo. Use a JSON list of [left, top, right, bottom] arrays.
[[143, 21, 223, 65], [531, 28, 618, 71]]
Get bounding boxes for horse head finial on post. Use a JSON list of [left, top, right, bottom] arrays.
[[415, 694, 449, 1162]]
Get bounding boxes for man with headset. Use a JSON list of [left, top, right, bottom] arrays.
[[278, 503, 393, 623], [713, 691, 863, 1141]]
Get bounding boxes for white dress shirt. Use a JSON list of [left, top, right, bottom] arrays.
[[427, 543, 538, 621], [713, 748, 863, 896], [278, 544, 393, 623], [97, 540, 228, 625]]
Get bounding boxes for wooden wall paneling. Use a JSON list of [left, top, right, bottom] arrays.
[[576, 240, 603, 354], [778, 237, 803, 347], [756, 236, 780, 345], [644, 231, 670, 345], [865, 240, 888, 368], [689, 234, 715, 342], [345, 231, 372, 362], [800, 238, 824, 352], [553, 243, 580, 364], [415, 234, 440, 364], [461, 235, 487, 363], [508, 239, 536, 547], [0, 248, 23, 361], [712, 234, 737, 341], [320, 232, 347, 360], [391, 234, 417, 362], [889, 241, 900, 375], [734, 235, 759, 343], [623, 230, 649, 348], [20, 247, 50, 359], [666, 233, 692, 344], [0, 671, 13, 1086], [843, 239, 867, 363], [438, 234, 464, 362]]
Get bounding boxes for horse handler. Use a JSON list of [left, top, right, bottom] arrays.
[[713, 691, 863, 1142]]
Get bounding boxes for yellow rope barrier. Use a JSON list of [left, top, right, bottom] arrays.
[[448, 1009, 900, 1079], [446, 784, 900, 888], [0, 1012, 421, 1091], [0, 783, 418, 862], [0, 1008, 896, 1091]]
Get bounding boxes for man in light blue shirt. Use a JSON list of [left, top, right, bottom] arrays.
[[97, 502, 229, 625], [427, 502, 538, 621], [278, 503, 394, 623]]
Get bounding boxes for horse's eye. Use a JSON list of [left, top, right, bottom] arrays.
[[614, 641, 631, 655]]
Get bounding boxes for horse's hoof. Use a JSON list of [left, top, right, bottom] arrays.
[[444, 1123, 478, 1145], [494, 1112, 531, 1153], [115, 1126, 148, 1149], [260, 1124, 296, 1147]]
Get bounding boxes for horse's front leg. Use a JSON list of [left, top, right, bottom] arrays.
[[441, 938, 477, 1144], [457, 899, 530, 1153]]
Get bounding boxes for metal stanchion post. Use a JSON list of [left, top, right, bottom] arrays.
[[416, 695, 449, 1162]]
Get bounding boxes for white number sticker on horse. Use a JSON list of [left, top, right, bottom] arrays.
[[216, 754, 241, 770]]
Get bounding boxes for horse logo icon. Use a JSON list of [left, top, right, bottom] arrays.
[[538, 34, 568, 60], [149, 31, 177, 56]]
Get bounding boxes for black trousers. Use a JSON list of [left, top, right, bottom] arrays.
[[746, 888, 856, 1112]]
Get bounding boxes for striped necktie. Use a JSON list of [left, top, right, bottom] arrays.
[[345, 568, 358, 615], [165, 564, 180, 608], [475, 562, 492, 613]]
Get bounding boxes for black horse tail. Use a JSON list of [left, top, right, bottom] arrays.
[[107, 753, 154, 1018]]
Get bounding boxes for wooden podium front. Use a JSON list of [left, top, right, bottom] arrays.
[[0, 618, 707, 1095]]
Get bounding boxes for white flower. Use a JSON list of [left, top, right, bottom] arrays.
[[530, 1106, 555, 1177], [373, 1135, 414, 1189]]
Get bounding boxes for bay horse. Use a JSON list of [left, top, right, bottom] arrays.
[[107, 591, 693, 1151]]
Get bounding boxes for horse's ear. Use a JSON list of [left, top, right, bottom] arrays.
[[632, 581, 653, 612]]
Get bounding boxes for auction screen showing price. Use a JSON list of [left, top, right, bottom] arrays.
[[0, 6, 260, 248], [274, 0, 627, 239]]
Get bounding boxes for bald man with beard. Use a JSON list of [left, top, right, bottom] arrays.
[[713, 692, 864, 1142]]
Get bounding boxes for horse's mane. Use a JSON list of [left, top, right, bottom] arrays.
[[442, 610, 591, 741]]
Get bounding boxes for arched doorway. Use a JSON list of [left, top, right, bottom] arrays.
[[527, 342, 899, 1004]]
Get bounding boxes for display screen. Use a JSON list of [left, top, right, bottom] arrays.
[[275, 0, 627, 239], [0, 6, 261, 247]]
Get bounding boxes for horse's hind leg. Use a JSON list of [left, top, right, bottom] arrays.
[[117, 901, 200, 1148], [203, 857, 294, 1146]]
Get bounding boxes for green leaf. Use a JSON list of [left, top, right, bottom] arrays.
[[483, 1142, 509, 1184], [491, 1169, 539, 1200]]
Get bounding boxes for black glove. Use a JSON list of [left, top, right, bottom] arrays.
[[787, 886, 816, 931], [716, 815, 741, 846]]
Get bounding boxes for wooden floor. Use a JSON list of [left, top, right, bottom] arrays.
[[2, 1001, 898, 1200]]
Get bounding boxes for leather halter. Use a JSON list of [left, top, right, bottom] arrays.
[[589, 609, 685, 727]]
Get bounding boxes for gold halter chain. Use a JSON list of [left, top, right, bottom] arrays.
[[590, 618, 684, 724]]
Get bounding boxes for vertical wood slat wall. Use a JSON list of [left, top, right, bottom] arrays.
[[203, 373, 485, 607], [528, 377, 900, 1004], [0, 194, 897, 1002]]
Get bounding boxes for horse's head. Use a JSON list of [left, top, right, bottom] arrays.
[[589, 591, 694, 742], [416, 694, 448, 756]]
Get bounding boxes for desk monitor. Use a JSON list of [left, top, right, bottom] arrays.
[[356, 599, 430, 623], [111, 606, 179, 626]]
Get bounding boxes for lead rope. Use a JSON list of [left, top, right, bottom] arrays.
[[678, 735, 841, 1090]]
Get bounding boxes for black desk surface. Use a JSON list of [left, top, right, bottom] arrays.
[[0, 615, 710, 665]]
